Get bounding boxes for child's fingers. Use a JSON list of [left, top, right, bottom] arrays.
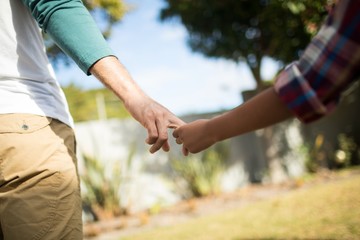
[[182, 146, 189, 156], [172, 128, 180, 138]]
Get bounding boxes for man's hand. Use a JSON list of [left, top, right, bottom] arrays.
[[125, 95, 185, 153], [89, 56, 185, 153]]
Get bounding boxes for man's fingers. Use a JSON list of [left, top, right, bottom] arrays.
[[149, 119, 168, 153], [144, 111, 185, 153], [149, 137, 167, 153], [145, 121, 158, 145], [161, 140, 170, 152], [168, 117, 186, 129]]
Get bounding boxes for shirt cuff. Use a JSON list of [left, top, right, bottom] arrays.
[[274, 63, 337, 123]]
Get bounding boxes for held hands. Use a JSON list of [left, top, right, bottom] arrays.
[[127, 94, 216, 155], [124, 95, 185, 153], [173, 119, 218, 156], [126, 94, 215, 155]]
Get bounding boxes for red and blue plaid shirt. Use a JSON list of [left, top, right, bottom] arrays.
[[275, 0, 360, 123]]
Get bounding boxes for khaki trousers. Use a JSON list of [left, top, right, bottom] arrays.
[[0, 114, 82, 240]]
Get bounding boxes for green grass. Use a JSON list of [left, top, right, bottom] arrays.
[[122, 174, 360, 240]]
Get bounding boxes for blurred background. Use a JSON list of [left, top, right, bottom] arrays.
[[47, 0, 360, 239]]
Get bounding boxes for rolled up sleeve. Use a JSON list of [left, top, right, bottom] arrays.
[[274, 0, 360, 123], [21, 0, 114, 75]]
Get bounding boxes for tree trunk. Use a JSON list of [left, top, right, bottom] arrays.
[[247, 59, 267, 91], [248, 65, 261, 89]]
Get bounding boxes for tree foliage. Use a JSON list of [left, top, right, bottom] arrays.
[[46, 0, 128, 65], [160, 0, 329, 89]]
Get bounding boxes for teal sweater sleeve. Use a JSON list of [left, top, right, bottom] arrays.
[[21, 0, 114, 75]]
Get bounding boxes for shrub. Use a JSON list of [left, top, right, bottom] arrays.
[[171, 148, 225, 198]]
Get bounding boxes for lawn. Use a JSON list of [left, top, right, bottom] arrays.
[[122, 173, 360, 240]]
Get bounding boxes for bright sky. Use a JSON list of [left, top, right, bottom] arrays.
[[56, 0, 280, 116]]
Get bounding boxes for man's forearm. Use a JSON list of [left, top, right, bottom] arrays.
[[89, 56, 185, 153], [208, 87, 294, 142], [89, 56, 148, 106]]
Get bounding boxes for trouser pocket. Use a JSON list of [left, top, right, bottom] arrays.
[[0, 114, 82, 240]]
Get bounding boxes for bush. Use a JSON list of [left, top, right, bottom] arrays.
[[171, 148, 226, 198], [81, 155, 123, 220]]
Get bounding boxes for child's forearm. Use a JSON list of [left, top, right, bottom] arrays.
[[208, 87, 293, 142]]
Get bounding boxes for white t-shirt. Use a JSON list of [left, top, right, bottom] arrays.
[[0, 0, 74, 128]]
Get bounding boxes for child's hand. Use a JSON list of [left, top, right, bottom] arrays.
[[173, 119, 217, 155]]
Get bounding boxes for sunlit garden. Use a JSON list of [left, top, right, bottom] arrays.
[[51, 0, 360, 239]]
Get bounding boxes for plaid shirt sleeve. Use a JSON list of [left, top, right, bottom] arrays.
[[274, 0, 360, 123]]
